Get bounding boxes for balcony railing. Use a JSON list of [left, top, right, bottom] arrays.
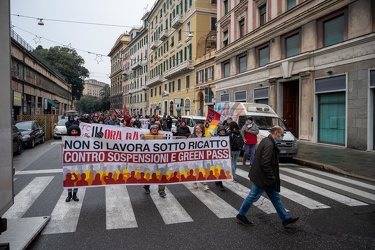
[[146, 75, 165, 87], [159, 29, 169, 41], [164, 60, 194, 79], [131, 61, 143, 70], [171, 14, 183, 29], [150, 40, 159, 50]]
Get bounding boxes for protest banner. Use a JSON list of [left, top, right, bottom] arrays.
[[62, 136, 232, 188], [79, 122, 172, 140], [204, 106, 222, 137]]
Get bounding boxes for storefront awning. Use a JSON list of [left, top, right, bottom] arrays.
[[48, 99, 59, 109]]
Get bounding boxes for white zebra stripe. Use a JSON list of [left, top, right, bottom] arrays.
[[149, 186, 193, 224], [42, 188, 86, 234], [282, 168, 375, 202], [106, 185, 137, 229], [3, 176, 54, 218], [302, 168, 375, 191], [236, 168, 328, 210], [184, 184, 238, 218], [280, 173, 367, 206], [15, 169, 62, 175]]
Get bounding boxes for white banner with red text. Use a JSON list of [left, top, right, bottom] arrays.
[[62, 136, 232, 188]]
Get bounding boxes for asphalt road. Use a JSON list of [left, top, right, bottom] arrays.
[[5, 140, 375, 249]]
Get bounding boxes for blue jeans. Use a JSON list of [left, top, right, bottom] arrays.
[[68, 188, 78, 192], [243, 144, 256, 165], [231, 150, 240, 180], [238, 183, 290, 222]]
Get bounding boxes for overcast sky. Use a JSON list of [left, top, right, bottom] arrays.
[[11, 0, 156, 84]]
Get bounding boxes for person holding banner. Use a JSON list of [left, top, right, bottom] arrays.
[[175, 120, 190, 138], [189, 124, 209, 191], [215, 125, 228, 191], [142, 124, 167, 197], [107, 112, 120, 126]]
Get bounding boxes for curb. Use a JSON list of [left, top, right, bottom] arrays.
[[292, 158, 375, 183]]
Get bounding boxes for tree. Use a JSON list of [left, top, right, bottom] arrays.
[[34, 45, 89, 100], [75, 96, 101, 114], [100, 84, 111, 111]]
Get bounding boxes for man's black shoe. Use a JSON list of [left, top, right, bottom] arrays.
[[143, 186, 150, 194], [282, 217, 299, 228], [236, 214, 253, 226]]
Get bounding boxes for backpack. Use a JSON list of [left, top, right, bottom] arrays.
[[230, 132, 244, 151]]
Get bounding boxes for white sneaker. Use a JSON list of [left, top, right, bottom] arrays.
[[193, 183, 198, 189], [203, 184, 209, 191]]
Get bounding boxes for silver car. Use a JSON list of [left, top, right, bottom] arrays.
[[54, 119, 67, 139]]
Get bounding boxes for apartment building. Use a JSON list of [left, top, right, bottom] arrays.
[[83, 79, 106, 97], [125, 15, 149, 117], [108, 33, 130, 110], [215, 0, 375, 150], [146, 0, 217, 117]]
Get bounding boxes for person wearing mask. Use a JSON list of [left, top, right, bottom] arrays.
[[215, 125, 227, 191], [189, 124, 209, 191], [133, 117, 142, 129], [142, 124, 167, 197], [228, 121, 243, 182], [64, 125, 81, 202], [241, 117, 259, 166], [65, 115, 78, 129], [236, 126, 299, 228], [175, 120, 190, 138], [107, 112, 120, 126]]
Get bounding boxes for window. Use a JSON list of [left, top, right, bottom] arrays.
[[285, 33, 300, 58], [238, 55, 247, 73], [171, 36, 174, 47], [196, 70, 204, 83], [254, 87, 269, 104], [159, 86, 162, 95], [259, 4, 266, 26], [178, 29, 182, 42], [239, 19, 245, 38], [186, 75, 190, 89], [223, 61, 230, 78], [235, 91, 246, 102], [207, 66, 214, 80], [211, 17, 217, 31], [258, 45, 269, 67], [287, 0, 296, 10], [223, 30, 228, 47], [177, 79, 181, 91], [324, 14, 345, 47], [221, 93, 229, 102], [223, 0, 229, 15]]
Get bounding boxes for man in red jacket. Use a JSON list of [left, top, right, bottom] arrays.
[[241, 117, 259, 166]]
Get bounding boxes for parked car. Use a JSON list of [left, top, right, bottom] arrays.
[[12, 124, 23, 155], [15, 120, 45, 148], [54, 119, 68, 139]]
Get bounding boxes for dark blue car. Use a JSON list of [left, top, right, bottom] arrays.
[[15, 120, 45, 148]]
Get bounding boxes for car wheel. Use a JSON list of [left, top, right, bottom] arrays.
[[41, 136, 45, 144], [16, 141, 23, 155], [31, 139, 35, 148]]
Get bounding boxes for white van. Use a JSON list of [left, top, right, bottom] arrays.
[[181, 115, 206, 134], [214, 102, 298, 158]]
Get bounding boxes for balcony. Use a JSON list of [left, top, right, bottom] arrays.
[[122, 68, 131, 76], [131, 61, 143, 70], [164, 60, 194, 79], [171, 14, 183, 29], [150, 40, 159, 50], [159, 29, 169, 41], [146, 75, 165, 87]]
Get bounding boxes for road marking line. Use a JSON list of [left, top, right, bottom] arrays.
[[3, 176, 54, 218], [150, 186, 193, 224], [42, 188, 86, 234], [282, 168, 375, 202], [280, 174, 367, 206], [302, 168, 375, 191], [184, 184, 238, 218], [106, 185, 137, 229], [15, 169, 62, 175]]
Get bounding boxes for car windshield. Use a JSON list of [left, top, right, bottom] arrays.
[[193, 119, 206, 125], [252, 116, 287, 130], [15, 121, 33, 130], [57, 119, 67, 126]]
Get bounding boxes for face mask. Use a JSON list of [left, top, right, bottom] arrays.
[[275, 136, 283, 143]]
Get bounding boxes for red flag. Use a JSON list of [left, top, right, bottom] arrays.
[[205, 106, 222, 137], [122, 104, 128, 117]]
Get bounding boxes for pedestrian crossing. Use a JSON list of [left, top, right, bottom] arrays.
[[8, 166, 375, 234]]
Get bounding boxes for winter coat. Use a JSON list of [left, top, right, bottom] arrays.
[[176, 125, 191, 137], [229, 129, 243, 151], [65, 115, 78, 129], [249, 134, 280, 192], [241, 123, 259, 145]]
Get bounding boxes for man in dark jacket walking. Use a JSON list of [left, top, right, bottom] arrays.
[[236, 126, 299, 229]]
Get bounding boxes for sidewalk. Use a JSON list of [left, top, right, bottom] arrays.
[[292, 141, 375, 183]]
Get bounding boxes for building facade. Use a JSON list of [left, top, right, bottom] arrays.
[[126, 15, 149, 117], [215, 0, 375, 150], [11, 30, 72, 120], [146, 0, 217, 117], [108, 33, 130, 110], [83, 79, 107, 97]]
